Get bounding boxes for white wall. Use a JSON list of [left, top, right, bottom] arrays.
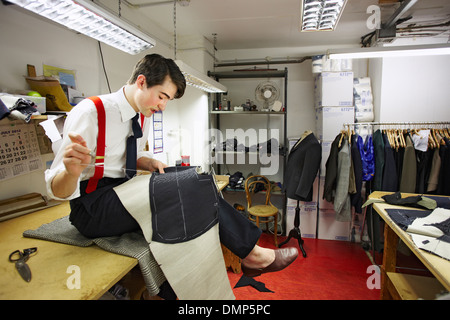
[[0, 4, 211, 200], [373, 55, 450, 122]]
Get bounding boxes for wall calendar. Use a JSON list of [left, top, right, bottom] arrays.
[[0, 123, 43, 181]]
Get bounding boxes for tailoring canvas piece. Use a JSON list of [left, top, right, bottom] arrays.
[[386, 207, 450, 261], [150, 225, 235, 300], [113, 168, 234, 300], [113, 174, 153, 243], [407, 208, 450, 261]]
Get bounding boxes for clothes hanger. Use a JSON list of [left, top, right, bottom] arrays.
[[399, 129, 406, 148], [432, 129, 441, 149], [385, 128, 392, 147], [390, 129, 398, 150], [444, 127, 450, 139], [395, 129, 401, 150], [347, 126, 352, 145], [444, 128, 450, 139], [436, 130, 445, 146], [430, 129, 438, 149], [428, 133, 434, 149], [338, 130, 346, 148]]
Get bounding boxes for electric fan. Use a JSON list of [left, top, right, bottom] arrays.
[[255, 81, 280, 111]]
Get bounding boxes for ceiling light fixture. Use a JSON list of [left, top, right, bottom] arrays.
[[327, 44, 450, 59], [7, 0, 156, 55], [171, 0, 226, 93], [175, 60, 227, 93], [300, 0, 347, 32]]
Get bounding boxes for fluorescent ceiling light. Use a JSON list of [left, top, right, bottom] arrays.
[[300, 0, 347, 32], [327, 44, 450, 59], [8, 0, 155, 55], [175, 60, 227, 93]]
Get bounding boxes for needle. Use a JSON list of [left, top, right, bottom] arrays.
[[89, 150, 104, 160], [79, 163, 151, 175]]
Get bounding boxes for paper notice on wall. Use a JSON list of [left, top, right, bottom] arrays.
[[0, 123, 43, 181], [39, 115, 64, 143], [153, 111, 163, 154]]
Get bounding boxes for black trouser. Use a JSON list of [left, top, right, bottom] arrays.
[[69, 178, 261, 259]]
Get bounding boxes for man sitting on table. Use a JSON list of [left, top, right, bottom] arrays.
[[45, 54, 298, 299]]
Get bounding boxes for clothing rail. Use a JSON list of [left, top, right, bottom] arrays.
[[343, 121, 450, 128]]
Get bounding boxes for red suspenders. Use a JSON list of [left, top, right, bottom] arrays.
[[85, 96, 106, 194], [84, 96, 145, 194]]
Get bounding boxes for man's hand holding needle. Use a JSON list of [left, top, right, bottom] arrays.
[[65, 132, 93, 173], [50, 132, 93, 199]]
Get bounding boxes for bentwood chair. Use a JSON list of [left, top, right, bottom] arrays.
[[244, 175, 279, 246]]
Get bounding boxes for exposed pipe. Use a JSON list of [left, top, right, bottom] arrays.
[[383, 0, 418, 29], [215, 56, 312, 68], [121, 0, 189, 8]]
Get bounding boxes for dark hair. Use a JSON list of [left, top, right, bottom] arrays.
[[128, 54, 186, 99]]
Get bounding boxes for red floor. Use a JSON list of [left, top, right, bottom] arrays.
[[228, 233, 380, 300]]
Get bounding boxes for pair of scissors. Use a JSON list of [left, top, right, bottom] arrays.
[[9, 247, 37, 282]]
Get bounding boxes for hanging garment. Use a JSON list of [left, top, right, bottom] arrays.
[[427, 148, 441, 193], [350, 134, 363, 213], [382, 133, 398, 192], [399, 134, 417, 193], [415, 148, 432, 194], [437, 138, 450, 196], [394, 140, 405, 187], [411, 130, 430, 152], [372, 129, 385, 191], [357, 134, 375, 181], [334, 139, 351, 222], [283, 132, 321, 201], [323, 133, 342, 203]]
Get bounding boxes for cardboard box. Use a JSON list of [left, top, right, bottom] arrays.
[[314, 72, 354, 107], [315, 106, 354, 141], [286, 204, 317, 239], [317, 209, 351, 241]]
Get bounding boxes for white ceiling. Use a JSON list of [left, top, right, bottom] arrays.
[[121, 0, 450, 50]]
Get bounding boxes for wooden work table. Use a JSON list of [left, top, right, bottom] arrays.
[[0, 174, 231, 300], [369, 191, 450, 300], [0, 201, 138, 300]]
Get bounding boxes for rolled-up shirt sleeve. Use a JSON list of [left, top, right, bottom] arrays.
[[45, 100, 97, 200]]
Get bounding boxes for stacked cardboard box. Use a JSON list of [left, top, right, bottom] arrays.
[[314, 72, 354, 241]]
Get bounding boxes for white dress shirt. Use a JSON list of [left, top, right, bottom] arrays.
[[45, 87, 152, 200]]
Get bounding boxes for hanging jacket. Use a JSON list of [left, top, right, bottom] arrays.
[[283, 132, 321, 201], [334, 139, 351, 222]]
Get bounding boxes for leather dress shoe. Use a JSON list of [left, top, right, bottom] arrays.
[[241, 247, 299, 277]]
